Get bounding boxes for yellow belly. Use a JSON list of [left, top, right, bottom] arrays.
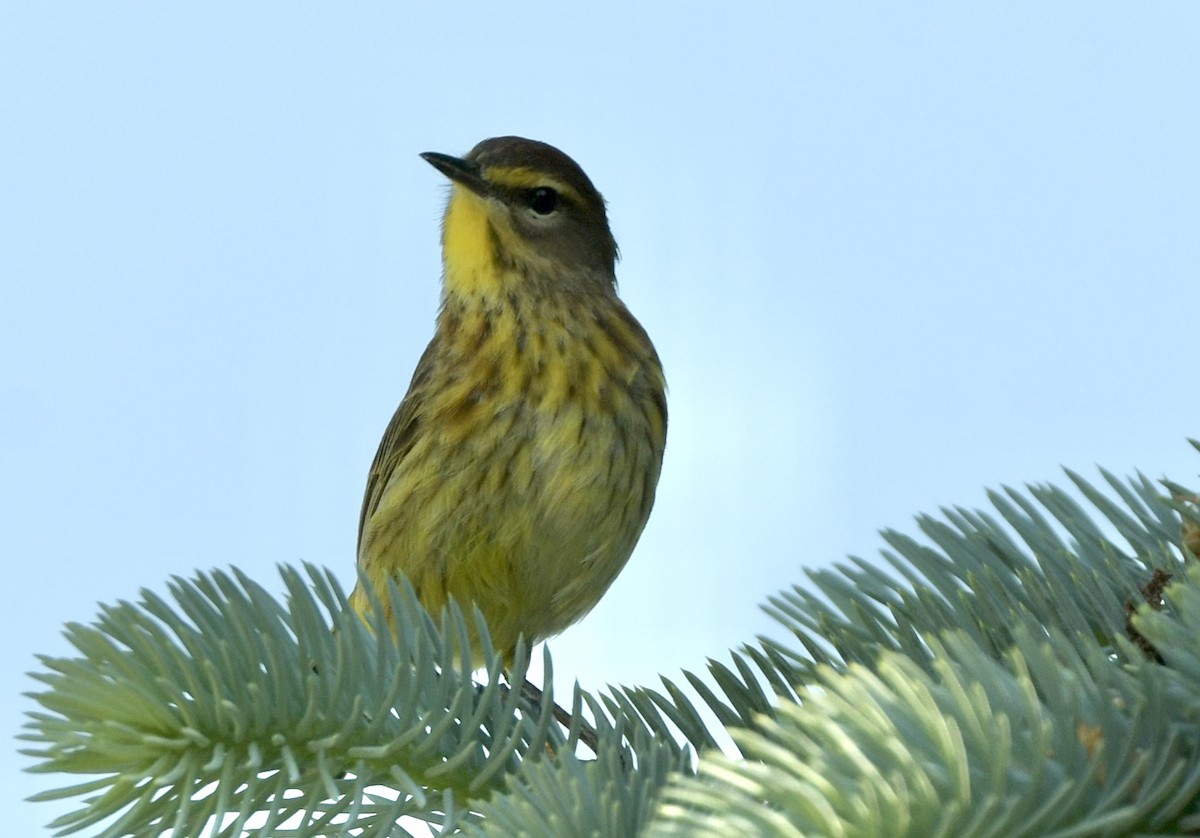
[[353, 294, 665, 663]]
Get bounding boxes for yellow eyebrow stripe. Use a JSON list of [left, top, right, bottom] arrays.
[[482, 166, 585, 204]]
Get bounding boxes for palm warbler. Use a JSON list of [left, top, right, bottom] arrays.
[[351, 136, 667, 663]]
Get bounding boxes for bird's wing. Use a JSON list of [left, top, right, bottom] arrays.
[[356, 338, 439, 550]]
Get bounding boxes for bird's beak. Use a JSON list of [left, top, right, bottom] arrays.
[[421, 151, 490, 197]]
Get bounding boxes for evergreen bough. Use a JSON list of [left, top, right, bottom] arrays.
[[22, 442, 1200, 836]]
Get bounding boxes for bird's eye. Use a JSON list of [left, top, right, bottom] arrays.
[[526, 187, 559, 215]]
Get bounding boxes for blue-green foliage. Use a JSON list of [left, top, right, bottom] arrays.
[[23, 568, 564, 836], [23, 446, 1200, 836]]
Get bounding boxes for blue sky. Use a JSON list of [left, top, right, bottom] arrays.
[[5, 3, 1199, 831]]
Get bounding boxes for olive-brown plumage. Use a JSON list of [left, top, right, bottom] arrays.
[[352, 137, 666, 662]]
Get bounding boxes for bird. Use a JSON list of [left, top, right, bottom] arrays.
[[351, 136, 667, 666]]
